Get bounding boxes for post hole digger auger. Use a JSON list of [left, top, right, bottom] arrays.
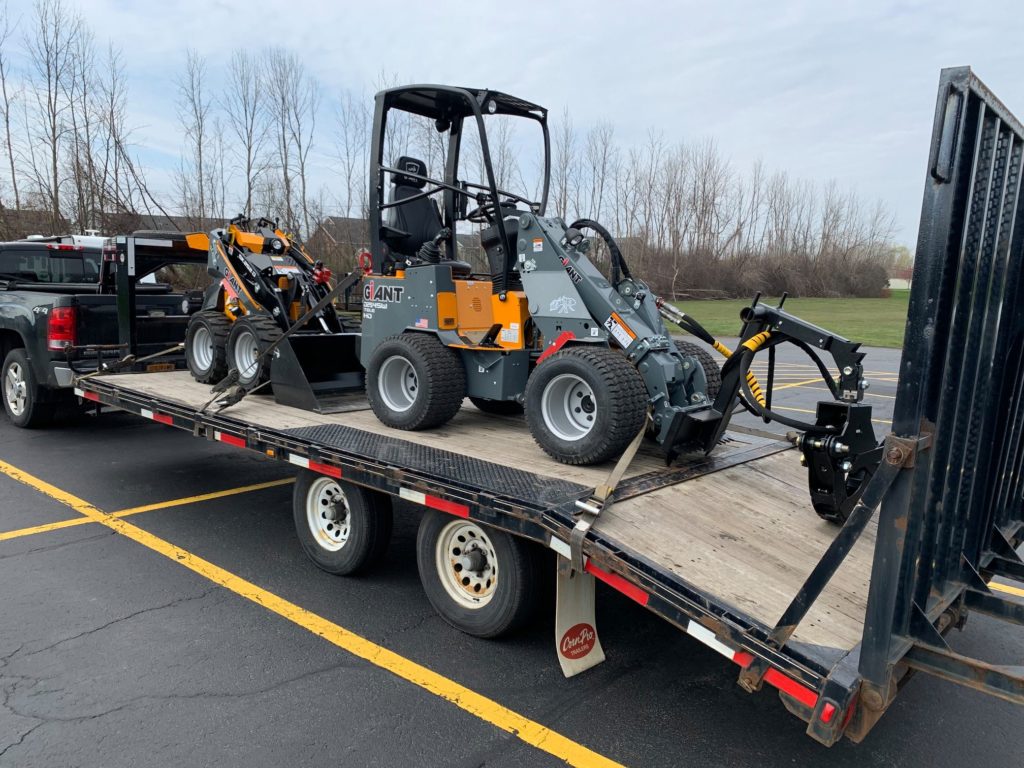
[[184, 216, 363, 413], [356, 83, 885, 524]]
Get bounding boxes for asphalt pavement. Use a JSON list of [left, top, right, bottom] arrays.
[[1, 343, 1021, 768]]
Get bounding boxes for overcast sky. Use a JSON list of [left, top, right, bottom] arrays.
[[6, 0, 1024, 246]]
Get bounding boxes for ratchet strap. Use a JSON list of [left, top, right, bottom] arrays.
[[569, 417, 649, 573]]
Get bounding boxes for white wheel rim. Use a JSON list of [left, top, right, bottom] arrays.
[[541, 373, 596, 441], [192, 326, 214, 371], [4, 362, 27, 416], [233, 328, 260, 383], [435, 520, 498, 609], [378, 355, 418, 413], [305, 476, 350, 552]]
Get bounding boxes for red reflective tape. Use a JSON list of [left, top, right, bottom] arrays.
[[218, 433, 246, 448], [764, 668, 818, 709], [820, 702, 836, 724], [426, 495, 470, 518], [152, 413, 173, 425], [585, 562, 649, 606], [309, 460, 342, 479], [537, 331, 575, 364], [733, 651, 754, 667], [81, 391, 100, 402]]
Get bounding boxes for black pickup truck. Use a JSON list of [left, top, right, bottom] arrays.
[[0, 237, 194, 427]]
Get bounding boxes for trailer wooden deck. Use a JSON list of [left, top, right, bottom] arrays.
[[97, 371, 875, 652]]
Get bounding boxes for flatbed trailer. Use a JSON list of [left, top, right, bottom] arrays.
[[73, 67, 1024, 745]]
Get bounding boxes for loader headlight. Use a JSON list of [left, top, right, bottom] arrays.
[[486, 99, 497, 114], [270, 238, 283, 252]]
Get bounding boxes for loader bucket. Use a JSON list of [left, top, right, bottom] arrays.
[[269, 332, 365, 414]]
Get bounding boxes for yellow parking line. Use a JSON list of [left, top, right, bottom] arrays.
[[769, 377, 824, 392], [991, 581, 1024, 598], [0, 459, 622, 768], [0, 478, 295, 542], [772, 404, 892, 426]]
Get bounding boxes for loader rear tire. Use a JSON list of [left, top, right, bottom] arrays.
[[525, 346, 648, 465], [675, 340, 722, 401], [227, 314, 281, 389], [185, 311, 231, 384], [366, 333, 465, 430], [293, 470, 393, 575]]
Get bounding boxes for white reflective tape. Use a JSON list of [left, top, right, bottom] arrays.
[[288, 454, 310, 469], [685, 621, 737, 660], [134, 238, 174, 248], [140, 408, 154, 420], [548, 536, 571, 560], [73, 388, 84, 397], [399, 488, 426, 505]]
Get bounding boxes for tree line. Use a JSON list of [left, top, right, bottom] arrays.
[[0, 0, 900, 297]]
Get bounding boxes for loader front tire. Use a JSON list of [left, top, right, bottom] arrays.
[[185, 311, 231, 384], [525, 346, 648, 465], [366, 333, 465, 430], [227, 314, 281, 389], [675, 340, 722, 401]]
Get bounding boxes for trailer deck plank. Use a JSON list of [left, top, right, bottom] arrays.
[[97, 371, 873, 652]]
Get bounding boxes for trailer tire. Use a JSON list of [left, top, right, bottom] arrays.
[[185, 311, 231, 384], [469, 396, 523, 416], [525, 346, 648, 465], [2, 348, 54, 428], [416, 509, 538, 638], [293, 470, 393, 575], [228, 314, 281, 389], [675, 340, 722, 401], [366, 333, 465, 430]]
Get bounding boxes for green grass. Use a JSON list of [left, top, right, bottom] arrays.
[[671, 290, 910, 349]]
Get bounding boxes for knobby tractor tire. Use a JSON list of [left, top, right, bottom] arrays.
[[2, 348, 54, 428], [416, 509, 540, 638], [366, 333, 466, 430], [675, 340, 722, 402], [469, 396, 524, 416], [524, 346, 648, 465], [227, 314, 282, 389], [292, 469, 393, 575], [185, 310, 231, 384]]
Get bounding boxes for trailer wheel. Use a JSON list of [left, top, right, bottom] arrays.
[[293, 470, 393, 575], [185, 311, 231, 384], [416, 510, 537, 638], [675, 340, 722, 401], [228, 314, 282, 388], [525, 346, 648, 465], [366, 333, 465, 430], [2, 348, 54, 428], [469, 397, 523, 416]]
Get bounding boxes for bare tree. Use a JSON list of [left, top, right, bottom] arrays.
[[224, 50, 266, 217], [335, 88, 369, 218], [175, 49, 212, 226], [0, 2, 20, 209]]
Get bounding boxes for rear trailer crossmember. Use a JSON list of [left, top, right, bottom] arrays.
[[76, 375, 853, 742]]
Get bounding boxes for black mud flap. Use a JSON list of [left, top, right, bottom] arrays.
[[270, 332, 366, 414]]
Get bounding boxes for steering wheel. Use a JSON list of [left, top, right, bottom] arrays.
[[465, 199, 498, 223]]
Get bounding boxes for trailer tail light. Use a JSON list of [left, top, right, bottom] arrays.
[[47, 306, 77, 351], [45, 243, 84, 251]]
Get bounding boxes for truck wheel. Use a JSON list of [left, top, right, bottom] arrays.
[[675, 340, 722, 401], [469, 397, 523, 416], [228, 315, 281, 389], [366, 333, 465, 430], [2, 349, 54, 428], [185, 311, 231, 384], [293, 470, 393, 575], [525, 347, 648, 465], [416, 509, 538, 638]]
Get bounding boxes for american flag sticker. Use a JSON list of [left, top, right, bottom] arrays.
[[415, 318, 429, 329]]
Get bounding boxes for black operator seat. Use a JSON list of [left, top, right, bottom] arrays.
[[385, 156, 472, 277]]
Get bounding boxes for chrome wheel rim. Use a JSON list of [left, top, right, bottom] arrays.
[[4, 362, 27, 416], [192, 326, 214, 371], [232, 328, 260, 384], [305, 476, 350, 552], [435, 520, 498, 609], [541, 373, 596, 441], [378, 355, 418, 413]]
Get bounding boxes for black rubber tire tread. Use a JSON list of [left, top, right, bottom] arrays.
[[469, 396, 524, 416], [675, 340, 722, 401], [416, 509, 539, 638], [1, 348, 55, 428], [227, 313, 282, 388], [185, 310, 231, 384], [292, 470, 394, 575], [366, 333, 466, 430], [524, 346, 648, 465]]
